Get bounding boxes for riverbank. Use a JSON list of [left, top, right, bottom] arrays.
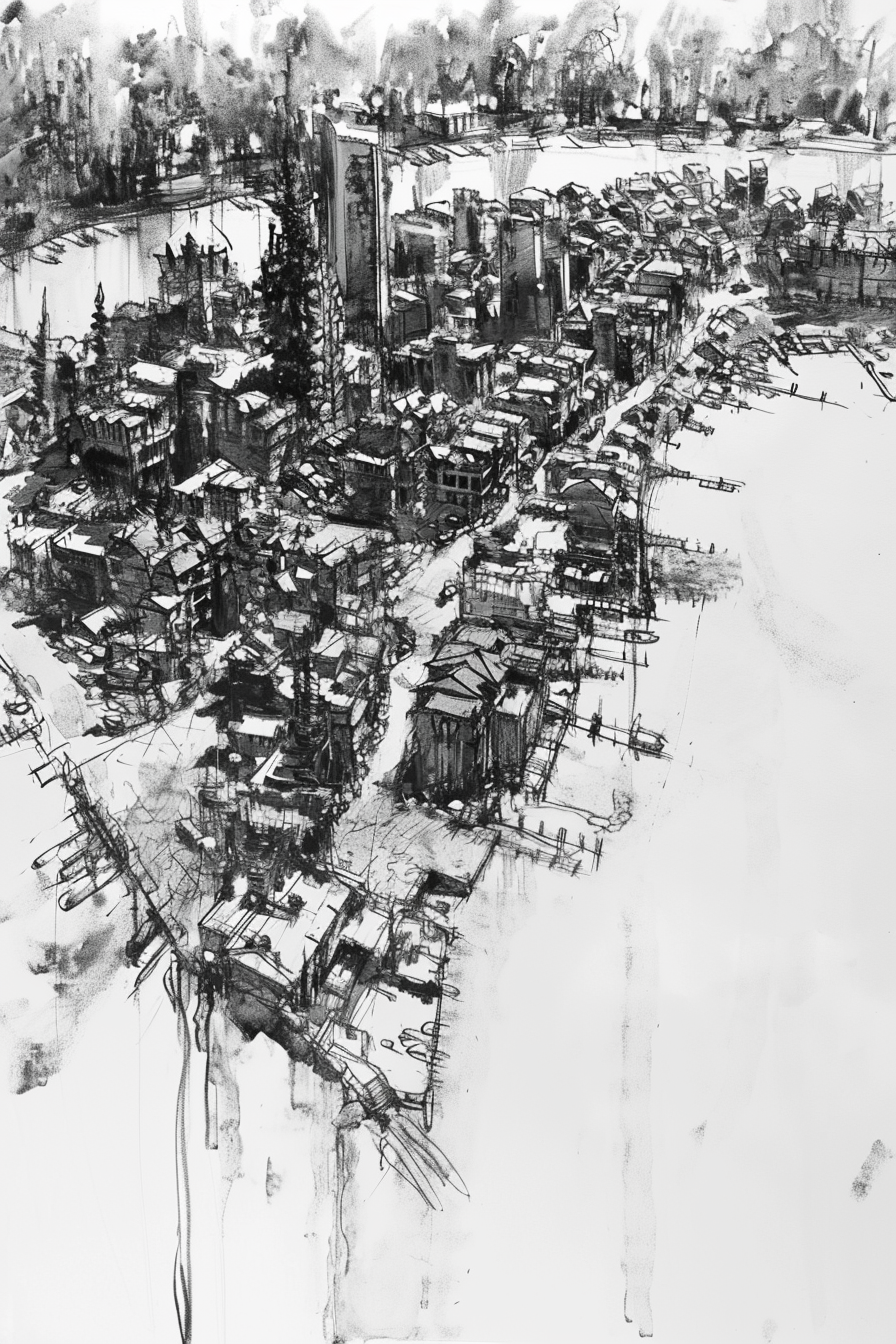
[[0, 116, 892, 1339], [328, 348, 895, 1344], [0, 342, 892, 1343], [0, 190, 274, 337], [0, 166, 271, 260]]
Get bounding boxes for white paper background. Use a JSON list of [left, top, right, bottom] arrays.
[[0, 2, 894, 1337]]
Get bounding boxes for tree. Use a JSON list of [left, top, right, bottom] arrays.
[[256, 59, 318, 420], [90, 282, 111, 389], [55, 350, 78, 419], [26, 287, 50, 425]]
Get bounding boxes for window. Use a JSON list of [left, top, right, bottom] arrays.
[[443, 473, 457, 488], [457, 475, 468, 490], [470, 476, 481, 492]]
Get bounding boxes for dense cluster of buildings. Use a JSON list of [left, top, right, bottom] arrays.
[[6, 110, 894, 1132], [758, 178, 896, 304]]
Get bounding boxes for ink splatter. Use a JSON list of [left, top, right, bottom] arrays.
[[852, 1141, 893, 1201]]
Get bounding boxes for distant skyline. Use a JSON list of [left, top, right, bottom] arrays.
[[9, 0, 894, 63]]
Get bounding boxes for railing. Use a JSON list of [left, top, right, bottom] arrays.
[[494, 813, 603, 877]]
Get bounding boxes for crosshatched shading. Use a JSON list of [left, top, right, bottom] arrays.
[[0, 4, 894, 1342]]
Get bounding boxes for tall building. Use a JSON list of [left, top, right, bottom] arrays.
[[314, 109, 389, 346]]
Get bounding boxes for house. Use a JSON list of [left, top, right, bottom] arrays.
[[766, 188, 804, 234], [724, 167, 748, 204], [77, 392, 174, 497], [386, 288, 430, 347], [492, 365, 577, 447], [392, 205, 452, 284], [108, 302, 156, 367], [198, 866, 361, 1012], [172, 459, 257, 524], [682, 163, 717, 205], [749, 159, 768, 208], [0, 386, 32, 445], [420, 100, 480, 139], [408, 624, 548, 801], [227, 633, 293, 720], [153, 224, 244, 340], [299, 521, 391, 629], [105, 517, 214, 640], [8, 519, 64, 586], [228, 714, 287, 760], [50, 522, 114, 605], [215, 392, 297, 484], [461, 539, 549, 626], [502, 190, 569, 339], [106, 516, 169, 607], [626, 257, 685, 321], [150, 535, 215, 635], [558, 476, 619, 551], [335, 419, 399, 523]]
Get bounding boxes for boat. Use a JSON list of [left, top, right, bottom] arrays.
[[31, 758, 60, 788], [59, 842, 100, 879], [58, 856, 90, 886], [628, 715, 667, 759], [32, 826, 85, 869], [57, 860, 122, 911]]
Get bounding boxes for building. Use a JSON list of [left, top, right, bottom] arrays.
[[420, 100, 480, 139], [172, 458, 258, 524], [215, 391, 297, 484], [77, 393, 174, 498], [315, 110, 389, 344], [408, 624, 549, 801], [461, 539, 550, 626]]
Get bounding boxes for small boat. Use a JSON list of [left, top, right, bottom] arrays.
[[31, 758, 60, 788], [628, 715, 667, 760], [58, 856, 90, 886], [59, 842, 99, 878], [699, 477, 737, 492], [58, 860, 121, 912], [32, 827, 85, 869]]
